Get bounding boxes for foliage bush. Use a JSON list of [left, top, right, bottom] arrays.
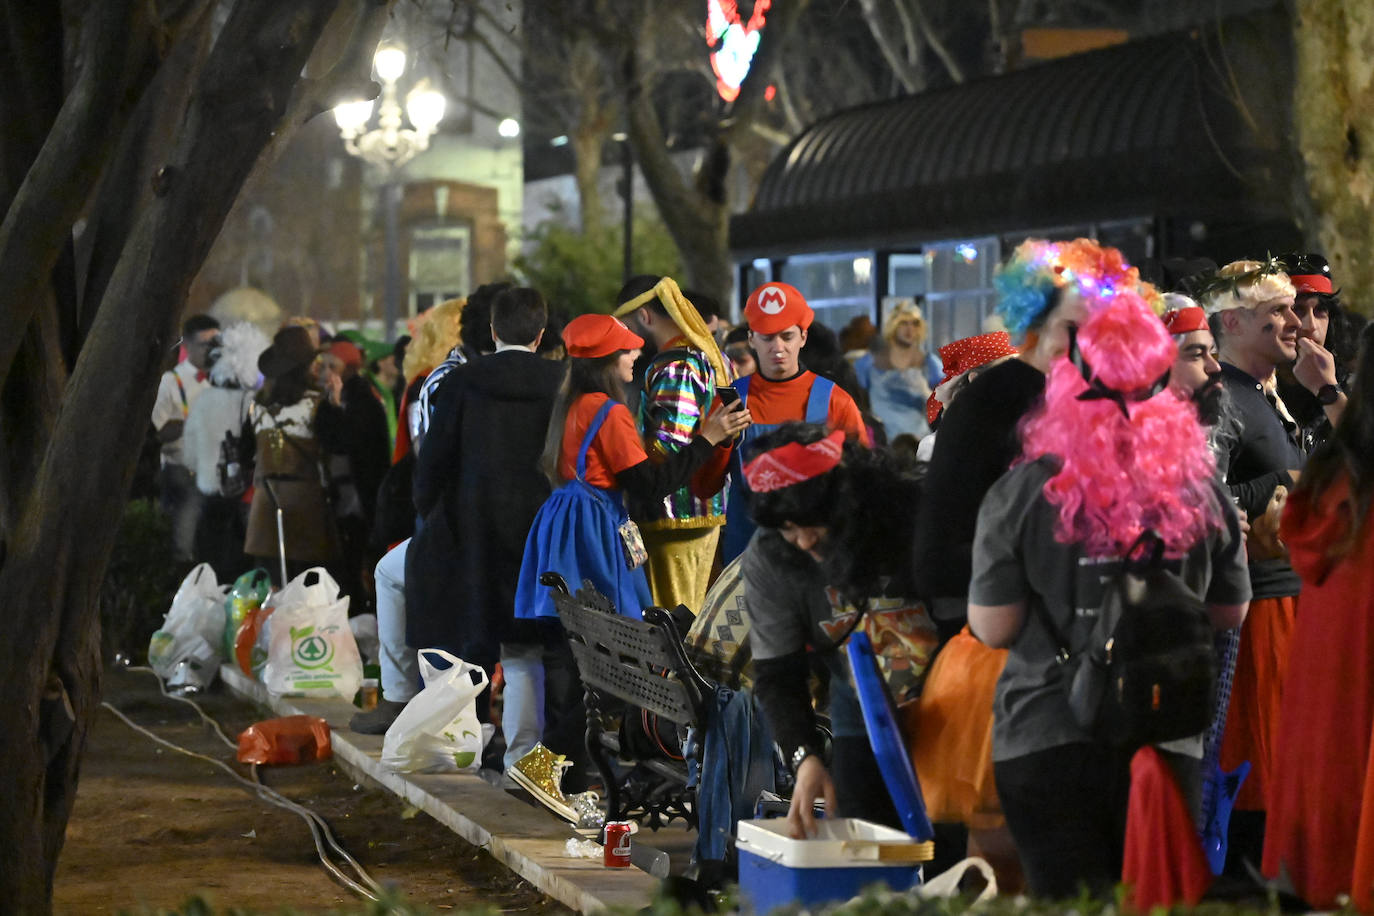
[[514, 204, 685, 317], [100, 498, 192, 663]]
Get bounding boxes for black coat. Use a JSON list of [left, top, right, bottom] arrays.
[[405, 350, 566, 666]]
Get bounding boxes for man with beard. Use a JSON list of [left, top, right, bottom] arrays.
[[1163, 295, 1226, 429], [1199, 258, 1305, 873]]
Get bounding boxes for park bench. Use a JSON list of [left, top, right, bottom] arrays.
[[539, 572, 712, 831]]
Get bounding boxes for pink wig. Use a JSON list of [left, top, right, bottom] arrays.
[[1019, 290, 1223, 557]]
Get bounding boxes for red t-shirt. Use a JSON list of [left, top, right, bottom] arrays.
[[557, 393, 648, 488], [745, 370, 872, 445]]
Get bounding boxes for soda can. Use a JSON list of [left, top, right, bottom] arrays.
[[604, 820, 632, 867], [359, 678, 379, 711]]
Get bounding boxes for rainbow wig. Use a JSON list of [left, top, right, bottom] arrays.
[[1018, 289, 1223, 558], [993, 238, 1163, 343]]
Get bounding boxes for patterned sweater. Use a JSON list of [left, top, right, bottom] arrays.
[[636, 341, 726, 529]]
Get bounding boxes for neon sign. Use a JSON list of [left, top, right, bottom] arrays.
[[706, 0, 771, 102]]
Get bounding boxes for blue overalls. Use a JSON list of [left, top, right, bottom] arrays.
[[514, 399, 653, 621], [720, 373, 835, 565]]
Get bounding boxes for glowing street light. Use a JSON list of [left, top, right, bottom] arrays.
[[332, 44, 444, 170]]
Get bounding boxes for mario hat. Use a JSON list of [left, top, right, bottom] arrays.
[[745, 282, 814, 335], [563, 313, 644, 359]]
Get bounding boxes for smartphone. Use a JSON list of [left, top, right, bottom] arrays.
[[716, 386, 741, 408]]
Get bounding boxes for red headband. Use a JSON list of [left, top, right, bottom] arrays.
[[743, 429, 845, 493], [1290, 273, 1334, 295], [1162, 306, 1209, 335]]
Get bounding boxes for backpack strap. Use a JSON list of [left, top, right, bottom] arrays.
[[1027, 596, 1074, 665]]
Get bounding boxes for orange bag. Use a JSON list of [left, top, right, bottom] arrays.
[[234, 604, 273, 677], [237, 715, 332, 765]]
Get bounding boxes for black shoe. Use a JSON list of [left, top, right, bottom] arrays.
[[349, 699, 408, 734]]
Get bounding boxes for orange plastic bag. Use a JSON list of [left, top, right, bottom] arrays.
[[237, 715, 332, 765], [234, 604, 273, 677]]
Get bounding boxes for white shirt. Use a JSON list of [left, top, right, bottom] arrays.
[[151, 361, 211, 467]]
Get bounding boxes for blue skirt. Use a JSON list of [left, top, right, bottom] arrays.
[[514, 478, 651, 621]]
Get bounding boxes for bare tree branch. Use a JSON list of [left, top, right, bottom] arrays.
[[859, 0, 922, 93], [892, 0, 923, 69], [748, 120, 795, 146], [911, 0, 965, 83]]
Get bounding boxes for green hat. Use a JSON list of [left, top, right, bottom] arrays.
[[337, 329, 392, 364]]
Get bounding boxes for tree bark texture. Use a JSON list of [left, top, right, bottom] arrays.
[[0, 0, 158, 396], [1293, 1, 1374, 315], [0, 2, 390, 907]]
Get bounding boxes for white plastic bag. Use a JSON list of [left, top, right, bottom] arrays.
[[349, 613, 379, 667], [148, 563, 228, 686], [914, 856, 998, 902], [262, 567, 361, 699], [382, 650, 491, 773]]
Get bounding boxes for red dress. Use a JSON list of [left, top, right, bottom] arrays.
[[1262, 476, 1374, 908]]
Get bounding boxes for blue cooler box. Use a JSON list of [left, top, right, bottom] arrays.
[[736, 818, 932, 912]]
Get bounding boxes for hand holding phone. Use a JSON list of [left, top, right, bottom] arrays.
[[716, 386, 741, 409]]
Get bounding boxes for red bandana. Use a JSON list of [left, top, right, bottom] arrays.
[[1162, 306, 1208, 336], [196, 370, 209, 382], [743, 429, 845, 493]]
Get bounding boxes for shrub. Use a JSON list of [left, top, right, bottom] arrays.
[[100, 498, 193, 663], [514, 204, 685, 317]]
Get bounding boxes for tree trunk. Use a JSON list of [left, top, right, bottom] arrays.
[[569, 36, 613, 235], [1292, 0, 1374, 315], [0, 2, 386, 907], [623, 0, 809, 308]]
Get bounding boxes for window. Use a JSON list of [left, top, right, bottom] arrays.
[[922, 237, 999, 350], [409, 225, 472, 316], [781, 252, 875, 331]]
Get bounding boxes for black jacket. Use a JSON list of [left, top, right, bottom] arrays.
[[912, 357, 1045, 603], [406, 351, 566, 663], [1214, 362, 1305, 599]]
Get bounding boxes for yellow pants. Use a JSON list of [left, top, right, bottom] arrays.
[[642, 525, 721, 615]]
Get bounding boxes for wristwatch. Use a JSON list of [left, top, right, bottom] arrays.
[[790, 743, 823, 775], [1317, 383, 1342, 406]]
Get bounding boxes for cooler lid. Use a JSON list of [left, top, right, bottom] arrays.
[[846, 632, 935, 841]]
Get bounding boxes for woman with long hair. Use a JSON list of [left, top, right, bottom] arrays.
[[853, 300, 940, 439], [1262, 322, 1374, 910], [508, 314, 748, 803], [515, 313, 750, 622], [967, 290, 1251, 898]]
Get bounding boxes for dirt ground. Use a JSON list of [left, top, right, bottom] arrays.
[[53, 666, 575, 915]]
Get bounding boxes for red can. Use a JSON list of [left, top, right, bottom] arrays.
[[604, 821, 632, 867]]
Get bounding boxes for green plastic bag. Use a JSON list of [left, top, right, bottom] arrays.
[[224, 568, 272, 660]]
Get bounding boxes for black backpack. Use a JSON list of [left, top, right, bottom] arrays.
[[1038, 529, 1218, 748]]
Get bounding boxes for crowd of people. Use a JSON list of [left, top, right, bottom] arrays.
[[147, 242, 1374, 906]]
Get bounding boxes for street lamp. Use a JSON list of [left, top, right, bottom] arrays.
[[332, 44, 445, 339], [333, 44, 445, 170]]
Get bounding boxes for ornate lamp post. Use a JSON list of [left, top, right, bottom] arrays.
[[333, 45, 445, 338]]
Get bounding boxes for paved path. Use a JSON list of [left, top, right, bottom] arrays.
[[220, 665, 682, 913]]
